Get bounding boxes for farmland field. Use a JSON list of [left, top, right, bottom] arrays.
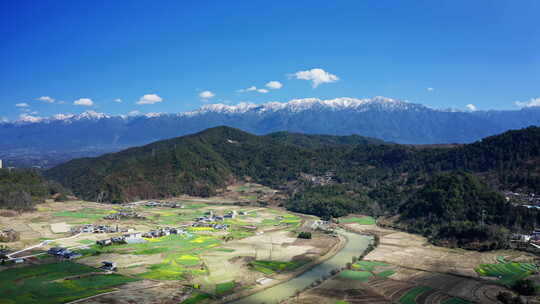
[[398, 286, 432, 304], [0, 183, 342, 303], [339, 270, 373, 282], [338, 221, 537, 304], [250, 260, 307, 274], [475, 258, 538, 285], [339, 216, 376, 225], [0, 262, 137, 304]]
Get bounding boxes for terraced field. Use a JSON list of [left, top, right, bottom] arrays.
[[475, 257, 539, 285], [398, 286, 433, 304], [250, 260, 307, 275], [0, 184, 343, 303], [0, 262, 138, 304], [339, 216, 376, 225]]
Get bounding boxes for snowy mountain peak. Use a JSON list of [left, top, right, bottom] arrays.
[[53, 113, 75, 120], [185, 96, 416, 115], [18, 114, 45, 123], [10, 97, 423, 124], [76, 110, 110, 120]]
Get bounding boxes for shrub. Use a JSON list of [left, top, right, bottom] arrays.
[[298, 232, 312, 239], [513, 279, 536, 296]]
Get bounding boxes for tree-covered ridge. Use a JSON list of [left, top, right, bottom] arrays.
[[44, 126, 540, 249], [396, 172, 511, 249], [46, 126, 540, 203], [0, 169, 69, 210]]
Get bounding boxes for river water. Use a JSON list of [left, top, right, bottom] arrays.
[[230, 229, 373, 304]]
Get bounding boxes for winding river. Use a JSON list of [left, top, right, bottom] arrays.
[[230, 229, 373, 304]]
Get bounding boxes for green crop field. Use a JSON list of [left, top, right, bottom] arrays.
[[53, 208, 111, 220], [215, 281, 235, 295], [352, 260, 388, 271], [132, 235, 219, 280], [399, 286, 432, 304], [215, 248, 235, 252], [77, 233, 221, 281], [180, 292, 211, 304], [339, 270, 373, 282], [138, 253, 206, 280], [183, 203, 209, 209], [250, 260, 306, 275], [0, 262, 137, 304], [375, 270, 396, 278], [339, 216, 376, 225], [475, 260, 538, 285]]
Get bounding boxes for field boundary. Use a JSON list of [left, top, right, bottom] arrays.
[[218, 231, 347, 303]]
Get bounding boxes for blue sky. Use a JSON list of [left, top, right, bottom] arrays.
[[1, 0, 539, 120]]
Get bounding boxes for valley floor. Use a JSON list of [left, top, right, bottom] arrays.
[[0, 183, 342, 304], [284, 219, 540, 304]]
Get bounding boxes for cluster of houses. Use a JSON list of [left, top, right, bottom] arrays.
[[142, 227, 191, 238], [103, 210, 146, 220], [71, 224, 122, 234], [192, 221, 229, 230], [190, 210, 247, 230], [47, 247, 82, 260], [145, 201, 185, 208], [299, 171, 335, 186], [96, 227, 194, 246], [510, 228, 540, 246], [96, 232, 146, 246], [505, 191, 540, 208]]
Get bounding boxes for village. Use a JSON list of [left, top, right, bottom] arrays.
[[0, 184, 348, 303], [505, 190, 540, 209]]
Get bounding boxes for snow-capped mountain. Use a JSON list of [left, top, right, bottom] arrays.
[[1, 97, 539, 159]]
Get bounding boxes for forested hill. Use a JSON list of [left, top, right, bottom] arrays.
[[0, 169, 70, 211], [45, 126, 540, 204], [45, 127, 372, 202], [44, 126, 540, 249]]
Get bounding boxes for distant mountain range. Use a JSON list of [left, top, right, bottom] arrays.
[[2, 97, 539, 158]]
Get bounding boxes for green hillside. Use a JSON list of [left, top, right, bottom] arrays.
[[44, 126, 540, 249], [0, 169, 70, 211]]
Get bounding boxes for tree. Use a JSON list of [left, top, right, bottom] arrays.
[[513, 279, 536, 296]]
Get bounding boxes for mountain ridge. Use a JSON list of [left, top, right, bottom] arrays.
[[43, 125, 540, 249], [2, 97, 539, 168]]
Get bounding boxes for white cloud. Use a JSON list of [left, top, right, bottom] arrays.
[[427, 87, 434, 92], [291, 68, 339, 88], [265, 81, 283, 90], [237, 86, 257, 93], [238, 85, 274, 94], [199, 90, 215, 99], [73, 98, 94, 106], [15, 102, 29, 108], [137, 94, 163, 105], [36, 96, 55, 103], [114, 98, 123, 103], [515, 97, 540, 108], [56, 100, 66, 104], [127, 110, 142, 116], [0, 117, 9, 123], [465, 104, 477, 111]]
